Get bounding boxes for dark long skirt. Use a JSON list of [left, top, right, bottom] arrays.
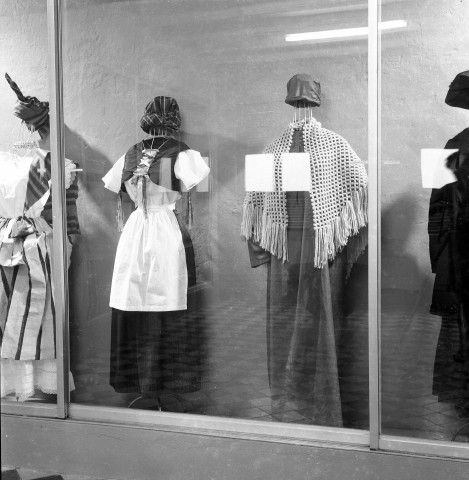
[[430, 183, 469, 406], [109, 211, 201, 399], [267, 191, 347, 426]]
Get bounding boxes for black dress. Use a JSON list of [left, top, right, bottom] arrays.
[[249, 128, 350, 426], [429, 128, 469, 414], [429, 128, 469, 318], [109, 138, 201, 402]]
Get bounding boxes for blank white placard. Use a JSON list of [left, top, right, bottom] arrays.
[[195, 157, 210, 192], [421, 149, 458, 189], [281, 153, 311, 191], [245, 154, 274, 191]]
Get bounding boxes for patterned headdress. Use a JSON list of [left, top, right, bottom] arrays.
[[5, 73, 50, 133], [140, 96, 181, 136]]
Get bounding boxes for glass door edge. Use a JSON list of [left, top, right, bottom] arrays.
[[47, 0, 69, 419], [368, 0, 381, 452]]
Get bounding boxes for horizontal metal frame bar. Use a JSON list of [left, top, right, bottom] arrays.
[[68, 404, 369, 447], [1, 401, 59, 419], [4, 407, 468, 460], [379, 435, 469, 460]]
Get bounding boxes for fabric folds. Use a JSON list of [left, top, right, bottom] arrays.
[[0, 217, 54, 361]]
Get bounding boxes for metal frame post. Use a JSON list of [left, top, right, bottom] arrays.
[[47, 0, 69, 419], [368, 0, 381, 451]]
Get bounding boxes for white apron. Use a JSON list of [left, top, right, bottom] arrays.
[[103, 149, 209, 312]]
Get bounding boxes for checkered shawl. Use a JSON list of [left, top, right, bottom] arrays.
[[241, 119, 368, 267]]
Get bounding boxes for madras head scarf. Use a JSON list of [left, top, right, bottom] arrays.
[[140, 96, 181, 136], [445, 70, 469, 110], [5, 73, 50, 133]]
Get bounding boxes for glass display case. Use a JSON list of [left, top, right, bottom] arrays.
[[380, 0, 469, 446], [1, 0, 468, 468], [60, 0, 369, 432], [0, 1, 60, 410]]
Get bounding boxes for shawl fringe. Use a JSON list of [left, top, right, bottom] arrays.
[[241, 200, 288, 261], [241, 186, 367, 268], [241, 121, 368, 268], [259, 212, 288, 262], [314, 186, 368, 268]]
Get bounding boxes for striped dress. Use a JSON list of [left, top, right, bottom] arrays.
[[0, 149, 77, 400]]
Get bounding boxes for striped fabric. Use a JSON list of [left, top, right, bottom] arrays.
[[24, 151, 51, 213], [42, 178, 81, 235], [1, 149, 79, 362], [0, 217, 56, 361]]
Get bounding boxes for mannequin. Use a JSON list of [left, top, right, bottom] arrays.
[[429, 70, 469, 424], [241, 74, 368, 425], [0, 73, 79, 401], [103, 96, 209, 409]]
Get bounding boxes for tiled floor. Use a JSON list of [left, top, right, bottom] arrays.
[[381, 307, 469, 441], [5, 298, 469, 443]]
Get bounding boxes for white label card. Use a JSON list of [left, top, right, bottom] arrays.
[[421, 149, 458, 189], [281, 153, 311, 191], [245, 154, 274, 191]]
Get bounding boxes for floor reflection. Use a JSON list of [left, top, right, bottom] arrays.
[[70, 298, 468, 442]]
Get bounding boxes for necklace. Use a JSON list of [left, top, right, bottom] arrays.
[[146, 135, 171, 154]]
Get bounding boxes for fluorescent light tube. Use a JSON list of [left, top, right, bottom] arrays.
[[285, 20, 407, 42]]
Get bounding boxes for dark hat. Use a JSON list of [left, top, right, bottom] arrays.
[[445, 70, 469, 110], [285, 73, 321, 107], [5, 73, 50, 132], [140, 96, 181, 136]]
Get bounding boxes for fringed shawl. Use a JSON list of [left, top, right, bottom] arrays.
[[241, 119, 368, 268]]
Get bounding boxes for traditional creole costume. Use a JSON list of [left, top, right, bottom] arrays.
[[103, 97, 209, 401], [1, 74, 79, 400], [241, 75, 368, 425]]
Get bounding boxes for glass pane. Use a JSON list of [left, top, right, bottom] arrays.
[[381, 1, 469, 443], [0, 1, 59, 405], [65, 0, 369, 429]]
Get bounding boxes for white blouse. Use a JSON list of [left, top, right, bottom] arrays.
[[102, 148, 209, 312], [102, 148, 209, 206]]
